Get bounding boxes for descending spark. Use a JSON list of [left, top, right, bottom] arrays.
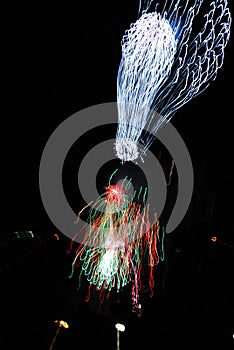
[[68, 174, 164, 310], [115, 0, 232, 162]]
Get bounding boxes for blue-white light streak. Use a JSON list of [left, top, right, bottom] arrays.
[[115, 0, 232, 162]]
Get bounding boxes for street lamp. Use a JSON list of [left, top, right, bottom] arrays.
[[49, 320, 69, 350], [115, 323, 125, 350]]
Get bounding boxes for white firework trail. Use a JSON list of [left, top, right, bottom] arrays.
[[115, 0, 232, 162]]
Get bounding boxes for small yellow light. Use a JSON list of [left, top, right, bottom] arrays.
[[55, 320, 69, 329], [54, 234, 60, 240]]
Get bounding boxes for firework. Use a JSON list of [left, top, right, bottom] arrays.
[[115, 0, 232, 162], [68, 175, 164, 312]]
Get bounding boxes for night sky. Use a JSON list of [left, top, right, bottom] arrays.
[[3, 1, 234, 349]]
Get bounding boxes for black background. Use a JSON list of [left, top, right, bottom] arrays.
[[2, 1, 234, 349]]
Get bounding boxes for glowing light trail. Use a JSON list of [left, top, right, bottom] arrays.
[[68, 174, 164, 311], [115, 0, 232, 162]]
